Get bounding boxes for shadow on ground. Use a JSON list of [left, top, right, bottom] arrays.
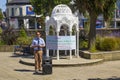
[[88, 77, 120, 80], [14, 69, 34, 72], [14, 69, 44, 75], [10, 53, 34, 58]]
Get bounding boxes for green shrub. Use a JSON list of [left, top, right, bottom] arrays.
[[116, 38, 120, 50], [0, 27, 18, 45], [0, 40, 5, 45], [0, 27, 2, 34], [16, 27, 33, 46], [89, 43, 98, 52], [16, 37, 33, 45], [19, 27, 27, 38], [96, 35, 103, 50], [79, 40, 88, 49], [99, 37, 118, 51], [96, 36, 120, 51]]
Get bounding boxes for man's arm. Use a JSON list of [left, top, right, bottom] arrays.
[[30, 39, 39, 48], [40, 39, 45, 48]]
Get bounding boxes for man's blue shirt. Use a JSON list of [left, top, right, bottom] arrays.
[[31, 37, 45, 51]]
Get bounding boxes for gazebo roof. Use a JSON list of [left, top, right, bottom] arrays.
[[45, 4, 79, 32], [51, 4, 72, 17]]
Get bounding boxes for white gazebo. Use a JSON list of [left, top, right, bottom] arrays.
[[45, 4, 79, 60]]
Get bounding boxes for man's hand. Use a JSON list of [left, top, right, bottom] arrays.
[[39, 44, 45, 48]]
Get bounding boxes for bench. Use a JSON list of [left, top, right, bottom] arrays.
[[14, 45, 23, 55]]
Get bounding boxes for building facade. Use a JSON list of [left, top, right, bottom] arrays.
[[6, 0, 40, 29], [115, 0, 120, 28], [5, 0, 120, 29]]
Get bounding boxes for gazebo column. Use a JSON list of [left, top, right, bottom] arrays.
[[76, 31, 79, 58], [74, 31, 77, 56], [53, 31, 56, 56], [53, 50, 56, 56], [69, 31, 72, 59], [57, 31, 60, 60], [65, 30, 67, 56], [74, 32, 77, 56], [46, 31, 49, 57]]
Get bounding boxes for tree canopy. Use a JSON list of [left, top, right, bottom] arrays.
[[30, 0, 70, 16], [30, 0, 70, 30], [74, 0, 116, 50], [30, 0, 117, 50]]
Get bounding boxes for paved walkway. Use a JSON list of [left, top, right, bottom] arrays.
[[0, 52, 120, 80]]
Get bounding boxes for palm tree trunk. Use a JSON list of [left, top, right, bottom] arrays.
[[88, 13, 97, 50]]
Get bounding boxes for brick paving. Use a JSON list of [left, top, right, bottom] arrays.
[[0, 52, 120, 80]]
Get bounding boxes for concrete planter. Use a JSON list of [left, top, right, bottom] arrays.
[[0, 45, 14, 52], [80, 50, 120, 61]]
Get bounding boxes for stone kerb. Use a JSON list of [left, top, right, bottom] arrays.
[[80, 50, 120, 61], [0, 45, 14, 52]]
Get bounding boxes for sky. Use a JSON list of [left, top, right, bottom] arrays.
[[0, 0, 6, 12]]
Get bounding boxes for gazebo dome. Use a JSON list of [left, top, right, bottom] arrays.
[[51, 4, 72, 17]]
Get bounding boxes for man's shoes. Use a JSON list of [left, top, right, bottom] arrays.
[[39, 68, 42, 71], [39, 69, 42, 71], [35, 70, 40, 74]]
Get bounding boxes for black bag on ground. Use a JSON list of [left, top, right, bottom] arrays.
[[42, 56, 52, 75]]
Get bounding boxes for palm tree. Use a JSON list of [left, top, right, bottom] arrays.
[[74, 0, 116, 50]]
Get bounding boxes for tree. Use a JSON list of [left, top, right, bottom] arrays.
[[1, 27, 18, 45], [74, 0, 116, 50], [103, 0, 116, 27], [0, 8, 3, 20], [30, 0, 70, 16], [30, 0, 70, 29]]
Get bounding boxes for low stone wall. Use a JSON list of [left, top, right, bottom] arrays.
[[0, 45, 14, 52], [80, 50, 120, 61]]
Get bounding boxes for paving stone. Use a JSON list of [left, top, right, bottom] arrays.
[[0, 52, 120, 80]]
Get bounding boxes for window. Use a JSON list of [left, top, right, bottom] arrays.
[[29, 19, 35, 29], [19, 7, 23, 16], [117, 22, 120, 28], [11, 8, 14, 16], [6, 8, 9, 16], [14, 8, 17, 16], [18, 19, 24, 29]]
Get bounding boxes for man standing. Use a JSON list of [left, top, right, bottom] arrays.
[[31, 31, 45, 73]]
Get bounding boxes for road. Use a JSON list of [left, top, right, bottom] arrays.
[[0, 52, 120, 80]]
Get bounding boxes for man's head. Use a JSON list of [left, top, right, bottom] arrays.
[[36, 31, 41, 38]]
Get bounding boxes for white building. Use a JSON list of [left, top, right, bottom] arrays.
[[5, 0, 120, 29], [115, 0, 120, 28], [6, 0, 40, 29]]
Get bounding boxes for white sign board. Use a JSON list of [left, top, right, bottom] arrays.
[[46, 36, 76, 50]]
